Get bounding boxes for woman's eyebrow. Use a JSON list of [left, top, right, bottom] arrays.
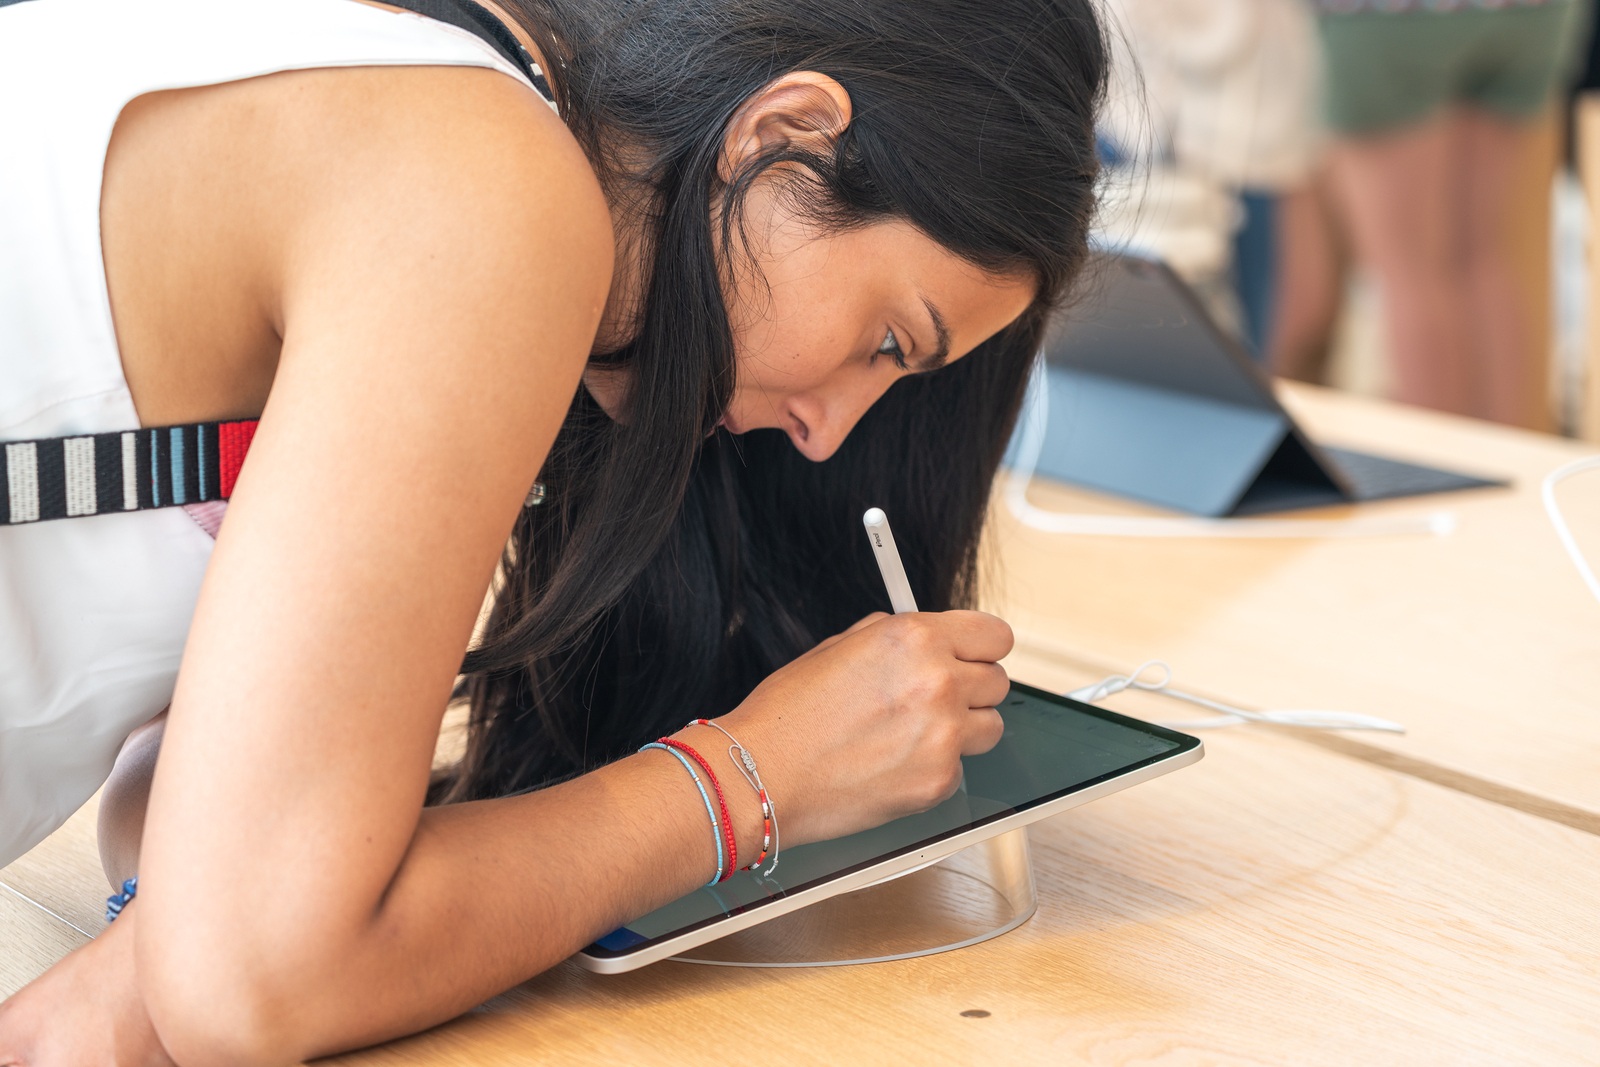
[[919, 296, 951, 371]]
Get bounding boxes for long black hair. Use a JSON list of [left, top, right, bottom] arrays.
[[438, 0, 1109, 800]]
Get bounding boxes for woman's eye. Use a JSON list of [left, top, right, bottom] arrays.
[[875, 328, 910, 371]]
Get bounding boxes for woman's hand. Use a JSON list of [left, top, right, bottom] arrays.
[[0, 906, 174, 1067], [718, 610, 1013, 846]]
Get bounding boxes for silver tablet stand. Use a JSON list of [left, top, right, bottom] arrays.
[[668, 828, 1037, 968]]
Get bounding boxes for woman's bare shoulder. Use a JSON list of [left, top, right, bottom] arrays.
[[252, 64, 615, 301], [241, 64, 615, 472], [106, 63, 612, 424]]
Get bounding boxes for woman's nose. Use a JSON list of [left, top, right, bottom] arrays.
[[785, 376, 898, 462]]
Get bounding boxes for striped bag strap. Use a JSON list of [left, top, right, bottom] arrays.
[[1, 421, 258, 526]]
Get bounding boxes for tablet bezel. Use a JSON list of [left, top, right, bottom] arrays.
[[575, 681, 1203, 973]]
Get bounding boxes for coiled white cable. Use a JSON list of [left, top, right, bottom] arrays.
[[1064, 660, 1406, 733], [1541, 454, 1600, 609], [1005, 358, 1457, 539]]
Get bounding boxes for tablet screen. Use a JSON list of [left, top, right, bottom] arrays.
[[585, 681, 1195, 959]]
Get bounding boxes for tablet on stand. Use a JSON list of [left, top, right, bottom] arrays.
[[578, 682, 1202, 972]]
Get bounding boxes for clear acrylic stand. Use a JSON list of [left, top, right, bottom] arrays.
[[669, 828, 1037, 968]]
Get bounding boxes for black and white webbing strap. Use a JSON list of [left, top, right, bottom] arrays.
[[1, 418, 546, 526], [1, 1, 557, 528], [0, 420, 258, 526]]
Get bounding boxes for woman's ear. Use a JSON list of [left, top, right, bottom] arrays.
[[718, 71, 853, 183]]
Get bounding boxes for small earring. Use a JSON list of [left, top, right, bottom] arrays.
[[525, 481, 547, 508]]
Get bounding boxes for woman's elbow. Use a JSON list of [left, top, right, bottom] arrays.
[[138, 922, 325, 1067]]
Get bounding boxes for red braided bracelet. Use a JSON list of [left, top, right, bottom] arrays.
[[657, 737, 738, 878]]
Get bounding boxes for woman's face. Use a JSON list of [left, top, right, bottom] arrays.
[[581, 71, 1035, 460], [717, 189, 1036, 462]]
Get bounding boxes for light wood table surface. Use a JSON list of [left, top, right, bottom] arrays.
[[5, 650, 1598, 1064], [989, 382, 1600, 827], [4, 385, 1598, 1063]]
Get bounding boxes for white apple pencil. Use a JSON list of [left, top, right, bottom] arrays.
[[862, 507, 918, 613], [861, 506, 972, 816]]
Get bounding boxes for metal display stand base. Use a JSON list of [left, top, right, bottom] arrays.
[[669, 828, 1037, 968]]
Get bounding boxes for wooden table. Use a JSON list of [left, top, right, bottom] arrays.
[[991, 383, 1600, 829], [4, 384, 1598, 1064]]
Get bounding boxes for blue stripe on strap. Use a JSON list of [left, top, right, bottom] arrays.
[[197, 426, 207, 500], [150, 430, 160, 508], [169, 427, 186, 504]]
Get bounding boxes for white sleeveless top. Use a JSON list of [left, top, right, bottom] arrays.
[[0, 0, 541, 866]]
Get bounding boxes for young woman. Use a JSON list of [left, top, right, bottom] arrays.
[[0, 0, 1107, 1062]]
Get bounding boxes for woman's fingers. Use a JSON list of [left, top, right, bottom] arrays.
[[957, 660, 1013, 713], [725, 607, 1017, 845], [953, 661, 1009, 756], [939, 610, 1015, 664], [813, 610, 1010, 668], [961, 706, 1007, 757]]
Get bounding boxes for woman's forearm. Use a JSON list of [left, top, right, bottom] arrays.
[[138, 608, 1011, 1065], [139, 746, 760, 1065]]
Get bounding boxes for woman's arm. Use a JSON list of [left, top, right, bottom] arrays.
[[97, 710, 167, 890], [125, 65, 626, 1063], [0, 740, 763, 1067], [2, 66, 1011, 1066], [151, 739, 774, 1060], [1, 582, 1008, 1067]]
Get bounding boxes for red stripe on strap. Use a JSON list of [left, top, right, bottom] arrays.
[[217, 420, 258, 499]]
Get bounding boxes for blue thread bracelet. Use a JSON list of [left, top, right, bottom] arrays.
[[105, 876, 138, 923], [640, 742, 724, 886]]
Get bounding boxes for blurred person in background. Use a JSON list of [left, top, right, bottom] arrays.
[[1096, 0, 1322, 351], [1265, 162, 1348, 389], [1309, 0, 1586, 425]]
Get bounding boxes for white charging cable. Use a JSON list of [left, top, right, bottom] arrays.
[[1064, 659, 1407, 733], [1542, 454, 1600, 609], [1005, 359, 1457, 539]]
